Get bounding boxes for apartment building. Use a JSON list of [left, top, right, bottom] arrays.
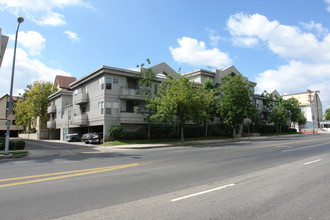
[[47, 75, 76, 139], [0, 94, 23, 137], [48, 62, 176, 141], [282, 90, 323, 129]]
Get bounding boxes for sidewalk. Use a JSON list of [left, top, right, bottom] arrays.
[[1, 134, 313, 159]]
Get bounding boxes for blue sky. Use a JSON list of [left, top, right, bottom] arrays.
[[1, 0, 330, 108]]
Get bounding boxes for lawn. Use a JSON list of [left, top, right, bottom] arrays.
[[102, 136, 229, 146]]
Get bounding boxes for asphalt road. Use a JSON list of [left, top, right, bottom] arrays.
[[0, 134, 329, 220]]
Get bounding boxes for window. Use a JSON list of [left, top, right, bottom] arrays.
[[106, 83, 112, 90], [106, 108, 111, 114], [81, 106, 86, 114], [99, 76, 112, 90], [98, 101, 104, 114], [126, 100, 135, 113], [154, 83, 159, 95], [113, 78, 119, 84]]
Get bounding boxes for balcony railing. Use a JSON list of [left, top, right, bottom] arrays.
[[47, 120, 56, 129], [47, 105, 56, 113], [119, 87, 146, 100], [74, 92, 88, 105], [119, 112, 145, 123], [73, 114, 88, 125]]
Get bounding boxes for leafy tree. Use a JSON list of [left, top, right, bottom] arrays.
[[14, 97, 34, 130], [202, 78, 217, 136], [282, 97, 302, 126], [270, 98, 289, 134], [149, 74, 213, 143], [217, 73, 254, 138], [261, 91, 277, 125], [14, 81, 57, 130], [135, 58, 157, 140], [325, 108, 330, 121], [248, 105, 262, 133], [297, 112, 307, 133]]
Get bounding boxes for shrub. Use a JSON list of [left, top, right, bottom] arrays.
[[0, 140, 26, 151], [15, 141, 26, 150], [109, 125, 123, 140], [121, 131, 147, 140]]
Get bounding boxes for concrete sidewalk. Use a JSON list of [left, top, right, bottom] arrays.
[[1, 134, 312, 159]]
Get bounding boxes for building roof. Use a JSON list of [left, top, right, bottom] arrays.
[[282, 90, 319, 106], [54, 75, 77, 90], [0, 94, 18, 102]]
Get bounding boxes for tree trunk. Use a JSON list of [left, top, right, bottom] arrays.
[[147, 121, 151, 140], [205, 119, 208, 137], [232, 125, 236, 139], [180, 125, 184, 143]]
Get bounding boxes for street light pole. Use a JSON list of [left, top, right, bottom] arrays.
[[4, 17, 24, 155]]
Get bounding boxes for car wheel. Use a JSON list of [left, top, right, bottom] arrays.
[[71, 137, 77, 142], [85, 141, 89, 144]]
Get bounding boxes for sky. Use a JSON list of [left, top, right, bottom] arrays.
[[1, 0, 330, 110]]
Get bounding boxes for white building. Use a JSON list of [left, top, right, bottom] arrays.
[[282, 90, 322, 129]]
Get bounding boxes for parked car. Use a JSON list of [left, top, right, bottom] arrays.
[[81, 132, 103, 144], [65, 133, 81, 142]]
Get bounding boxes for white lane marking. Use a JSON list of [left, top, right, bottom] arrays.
[[171, 183, 235, 202], [282, 142, 329, 152], [304, 159, 322, 165]]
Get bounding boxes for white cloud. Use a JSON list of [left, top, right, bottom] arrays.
[[255, 61, 330, 108], [169, 37, 232, 69], [0, 0, 92, 26], [0, 48, 72, 96], [325, 0, 330, 12], [8, 31, 46, 56], [227, 13, 330, 62], [227, 13, 330, 106], [300, 21, 328, 36], [206, 28, 225, 47], [64, 31, 80, 42]]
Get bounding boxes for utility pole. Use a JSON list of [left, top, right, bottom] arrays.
[[4, 17, 24, 155]]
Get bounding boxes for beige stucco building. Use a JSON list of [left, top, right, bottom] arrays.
[[282, 90, 322, 129], [0, 94, 23, 137], [47, 63, 257, 141]]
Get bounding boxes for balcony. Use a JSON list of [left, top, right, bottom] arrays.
[[47, 105, 56, 113], [119, 87, 146, 100], [74, 92, 88, 105], [73, 114, 88, 125], [47, 120, 56, 129], [119, 112, 146, 123]]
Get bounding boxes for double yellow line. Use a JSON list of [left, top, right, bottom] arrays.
[[0, 161, 153, 188]]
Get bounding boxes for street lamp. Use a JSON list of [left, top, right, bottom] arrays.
[[4, 17, 24, 155]]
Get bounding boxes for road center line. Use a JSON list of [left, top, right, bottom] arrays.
[[0, 161, 153, 188], [171, 183, 235, 202], [304, 159, 322, 165]]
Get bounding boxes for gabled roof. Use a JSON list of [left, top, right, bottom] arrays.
[[0, 94, 18, 102], [54, 75, 76, 90], [149, 62, 177, 75]]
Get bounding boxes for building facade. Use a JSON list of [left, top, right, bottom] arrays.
[[47, 63, 176, 141], [282, 90, 322, 129], [0, 94, 23, 137]]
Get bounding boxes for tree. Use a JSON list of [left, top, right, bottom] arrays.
[[149, 74, 213, 143], [14, 81, 57, 130], [135, 59, 157, 140], [282, 97, 302, 126], [217, 73, 253, 138], [202, 78, 217, 137], [297, 112, 307, 133], [270, 98, 289, 134], [325, 108, 330, 121]]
